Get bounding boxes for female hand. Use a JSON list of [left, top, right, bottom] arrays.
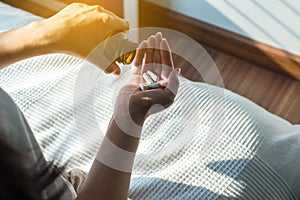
[[77, 33, 179, 199], [114, 32, 180, 126]]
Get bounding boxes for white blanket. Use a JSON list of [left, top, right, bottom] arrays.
[[1, 2, 300, 199]]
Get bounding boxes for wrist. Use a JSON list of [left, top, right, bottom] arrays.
[[0, 21, 55, 69], [11, 20, 57, 57], [112, 107, 144, 138], [106, 119, 140, 153], [128, 103, 148, 126], [129, 109, 146, 127], [28, 20, 58, 54]]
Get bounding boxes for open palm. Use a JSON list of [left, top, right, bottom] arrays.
[[114, 32, 179, 126]]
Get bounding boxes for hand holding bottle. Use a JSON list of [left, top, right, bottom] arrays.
[[38, 3, 129, 62]]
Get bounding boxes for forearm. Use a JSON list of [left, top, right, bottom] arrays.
[[0, 3, 129, 73], [0, 21, 54, 70], [76, 32, 178, 199], [76, 118, 141, 200]]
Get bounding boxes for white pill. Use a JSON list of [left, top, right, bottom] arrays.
[[139, 84, 146, 91], [147, 82, 161, 89], [142, 73, 153, 84], [147, 70, 159, 82], [139, 82, 161, 91]]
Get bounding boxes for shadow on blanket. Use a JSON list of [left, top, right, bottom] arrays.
[[129, 177, 230, 199]]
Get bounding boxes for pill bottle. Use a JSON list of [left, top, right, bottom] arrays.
[[103, 31, 137, 67]]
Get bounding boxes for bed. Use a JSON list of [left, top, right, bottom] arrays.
[[1, 2, 300, 199]]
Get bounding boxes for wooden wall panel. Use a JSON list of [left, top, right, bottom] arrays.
[[139, 1, 300, 124], [1, 0, 123, 18], [1, 0, 56, 17], [139, 0, 300, 81], [59, 0, 123, 17]]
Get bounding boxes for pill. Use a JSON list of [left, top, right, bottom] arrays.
[[139, 84, 146, 91], [139, 82, 161, 91], [142, 73, 154, 84], [147, 82, 161, 89], [146, 70, 159, 82]]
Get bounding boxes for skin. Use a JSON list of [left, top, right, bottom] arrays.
[[76, 32, 179, 200], [0, 2, 129, 74], [0, 3, 179, 199]]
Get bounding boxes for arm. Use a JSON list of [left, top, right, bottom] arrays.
[[75, 119, 140, 200], [0, 21, 50, 70], [0, 3, 128, 73], [76, 33, 180, 199]]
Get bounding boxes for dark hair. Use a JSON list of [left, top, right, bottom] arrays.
[[0, 138, 67, 200]]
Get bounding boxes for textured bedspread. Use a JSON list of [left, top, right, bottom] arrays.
[[1, 2, 300, 199]]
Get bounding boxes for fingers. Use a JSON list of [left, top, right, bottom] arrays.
[[133, 32, 175, 85], [100, 5, 129, 32], [152, 32, 163, 76], [143, 32, 163, 75], [132, 40, 147, 74], [107, 17, 129, 34], [144, 36, 155, 64], [166, 69, 179, 95], [142, 35, 155, 73], [154, 32, 162, 63], [116, 18, 130, 32], [160, 38, 174, 69], [105, 63, 121, 75]]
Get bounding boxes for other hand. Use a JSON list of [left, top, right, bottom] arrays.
[[38, 3, 129, 69]]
